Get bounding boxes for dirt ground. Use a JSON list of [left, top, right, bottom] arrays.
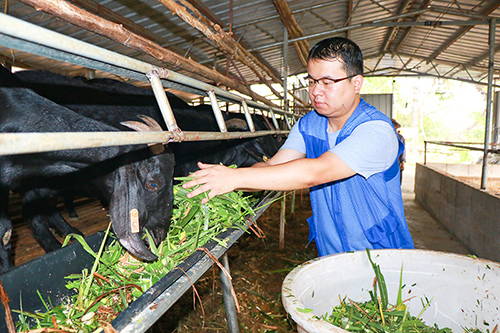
[[153, 190, 316, 333]]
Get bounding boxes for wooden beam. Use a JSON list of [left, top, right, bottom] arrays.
[[272, 0, 309, 67], [68, 0, 199, 61], [18, 0, 278, 108], [183, 0, 226, 28], [184, 0, 282, 82], [157, 0, 286, 101]]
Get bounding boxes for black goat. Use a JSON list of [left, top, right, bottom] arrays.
[[0, 74, 174, 273], [6, 68, 283, 274]]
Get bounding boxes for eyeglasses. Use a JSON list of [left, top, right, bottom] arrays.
[[307, 74, 358, 89]]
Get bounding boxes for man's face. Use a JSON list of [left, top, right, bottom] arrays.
[[307, 58, 363, 128]]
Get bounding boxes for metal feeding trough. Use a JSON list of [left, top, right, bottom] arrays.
[[282, 249, 500, 333], [0, 191, 280, 332]]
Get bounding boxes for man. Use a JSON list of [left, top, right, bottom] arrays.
[[184, 37, 414, 256]]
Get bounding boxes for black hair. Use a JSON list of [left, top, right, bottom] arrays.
[[307, 37, 364, 76]]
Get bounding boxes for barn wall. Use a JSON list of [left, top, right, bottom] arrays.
[[360, 93, 393, 118], [415, 163, 500, 262]]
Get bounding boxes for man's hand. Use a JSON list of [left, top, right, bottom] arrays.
[[183, 162, 238, 204]]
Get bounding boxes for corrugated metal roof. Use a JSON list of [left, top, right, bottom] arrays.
[[1, 0, 500, 105]]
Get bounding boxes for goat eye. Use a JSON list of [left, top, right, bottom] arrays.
[[146, 181, 158, 191]]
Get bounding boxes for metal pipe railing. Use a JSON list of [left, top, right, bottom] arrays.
[[423, 140, 500, 166], [147, 69, 180, 132], [241, 100, 256, 132], [0, 130, 286, 156], [207, 89, 228, 133], [481, 17, 496, 190]]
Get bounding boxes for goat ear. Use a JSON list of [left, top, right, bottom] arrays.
[[110, 166, 158, 261], [226, 118, 248, 131]]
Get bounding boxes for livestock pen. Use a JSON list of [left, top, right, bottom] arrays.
[[0, 10, 303, 333]]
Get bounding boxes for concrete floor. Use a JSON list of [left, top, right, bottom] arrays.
[[401, 164, 471, 255]]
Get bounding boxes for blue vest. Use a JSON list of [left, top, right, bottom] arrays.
[[298, 99, 414, 256]]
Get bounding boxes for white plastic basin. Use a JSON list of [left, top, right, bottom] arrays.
[[282, 249, 499, 332]]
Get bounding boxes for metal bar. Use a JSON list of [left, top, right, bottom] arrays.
[[423, 141, 500, 163], [494, 92, 500, 144], [220, 254, 239, 332], [207, 89, 228, 133], [0, 130, 288, 156], [481, 18, 496, 190], [424, 141, 427, 165], [269, 110, 280, 130], [283, 27, 289, 112], [424, 141, 486, 152], [241, 100, 256, 132], [284, 114, 292, 130], [0, 12, 151, 75], [147, 69, 179, 131]]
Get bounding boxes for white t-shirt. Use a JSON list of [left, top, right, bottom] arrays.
[[281, 120, 399, 178]]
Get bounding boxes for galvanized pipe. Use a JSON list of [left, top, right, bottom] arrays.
[[207, 89, 228, 133], [424, 141, 427, 165], [241, 100, 256, 132], [481, 17, 496, 190], [284, 114, 292, 130], [0, 130, 287, 156], [220, 254, 239, 333], [283, 27, 289, 112], [269, 109, 280, 130], [147, 69, 179, 132]]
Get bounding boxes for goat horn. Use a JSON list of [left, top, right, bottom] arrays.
[[120, 120, 165, 154], [137, 115, 163, 132], [121, 120, 150, 132]]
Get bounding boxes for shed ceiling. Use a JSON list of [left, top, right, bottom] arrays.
[[1, 0, 500, 106]]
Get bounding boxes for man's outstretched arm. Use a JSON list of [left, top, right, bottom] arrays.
[[183, 150, 355, 203]]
